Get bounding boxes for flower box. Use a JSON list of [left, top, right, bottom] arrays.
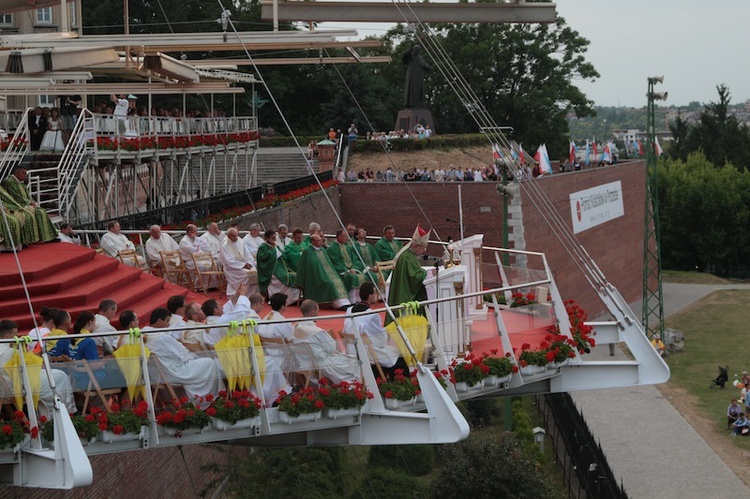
[[484, 374, 512, 387], [520, 365, 546, 376], [211, 416, 260, 431], [454, 380, 483, 393], [101, 426, 144, 444], [385, 397, 416, 410], [278, 411, 321, 424], [160, 426, 207, 437], [324, 407, 361, 420]]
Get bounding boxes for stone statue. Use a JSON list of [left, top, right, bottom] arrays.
[[402, 45, 430, 109]]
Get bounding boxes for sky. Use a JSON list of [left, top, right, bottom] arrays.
[[313, 0, 750, 108]]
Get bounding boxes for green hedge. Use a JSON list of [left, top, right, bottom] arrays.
[[368, 444, 435, 476]]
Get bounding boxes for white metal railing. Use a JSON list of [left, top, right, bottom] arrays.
[[0, 107, 30, 181], [90, 114, 257, 140], [58, 110, 95, 221]]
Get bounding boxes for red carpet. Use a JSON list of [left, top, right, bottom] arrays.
[[0, 244, 207, 331]]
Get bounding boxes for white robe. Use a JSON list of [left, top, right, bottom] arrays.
[[145, 233, 179, 267], [168, 315, 187, 341], [243, 234, 264, 257], [93, 314, 118, 354], [58, 232, 81, 245], [142, 327, 224, 407], [219, 238, 258, 295], [276, 236, 292, 252], [200, 231, 226, 266], [100, 231, 147, 268], [343, 307, 400, 368], [178, 235, 209, 271], [292, 321, 359, 384], [0, 344, 77, 418]]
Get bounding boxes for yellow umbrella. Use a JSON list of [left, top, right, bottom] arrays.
[[4, 336, 43, 409], [113, 328, 151, 401], [215, 321, 242, 393], [385, 301, 429, 368]]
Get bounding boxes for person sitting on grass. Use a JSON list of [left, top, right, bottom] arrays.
[[732, 411, 750, 436], [728, 398, 743, 430]]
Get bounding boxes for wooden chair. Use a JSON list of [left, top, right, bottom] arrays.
[[118, 248, 150, 272], [150, 355, 183, 404], [160, 250, 194, 291], [340, 331, 387, 381], [70, 359, 122, 415], [285, 343, 321, 389], [376, 260, 396, 294], [191, 252, 226, 297]]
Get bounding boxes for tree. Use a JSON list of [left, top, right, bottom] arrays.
[[431, 430, 556, 498], [413, 2, 598, 157], [685, 85, 750, 171], [667, 111, 690, 162]]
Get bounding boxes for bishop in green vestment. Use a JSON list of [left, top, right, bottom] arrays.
[[1, 165, 56, 244], [386, 225, 430, 325], [0, 196, 24, 250], [295, 233, 351, 309]]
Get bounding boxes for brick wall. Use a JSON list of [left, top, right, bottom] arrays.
[[340, 161, 646, 319]]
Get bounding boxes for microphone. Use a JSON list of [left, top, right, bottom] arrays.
[[445, 217, 460, 223]]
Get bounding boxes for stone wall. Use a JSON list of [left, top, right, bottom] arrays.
[[340, 162, 647, 319]]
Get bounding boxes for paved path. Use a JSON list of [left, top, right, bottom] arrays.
[[571, 282, 750, 498]]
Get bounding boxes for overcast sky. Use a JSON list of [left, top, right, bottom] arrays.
[[318, 0, 749, 108]]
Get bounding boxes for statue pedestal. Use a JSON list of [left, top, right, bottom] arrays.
[[395, 108, 435, 135]]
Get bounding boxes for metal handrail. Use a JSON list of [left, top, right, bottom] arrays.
[[0, 107, 31, 181], [58, 110, 94, 220]]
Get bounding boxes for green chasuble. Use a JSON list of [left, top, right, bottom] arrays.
[[0, 184, 41, 246], [326, 241, 366, 291], [386, 249, 427, 325], [256, 242, 296, 295], [295, 246, 349, 303], [0, 175, 56, 244], [283, 240, 305, 272], [0, 197, 24, 249], [375, 237, 403, 262], [349, 241, 380, 286]]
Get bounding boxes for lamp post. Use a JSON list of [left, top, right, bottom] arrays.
[[642, 76, 667, 341]]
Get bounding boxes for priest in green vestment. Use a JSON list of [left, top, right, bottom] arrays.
[[300, 222, 320, 250], [0, 165, 57, 244], [386, 225, 430, 325], [375, 225, 403, 280], [256, 229, 300, 305], [283, 227, 306, 272], [0, 199, 24, 250], [295, 233, 351, 309], [327, 229, 369, 303]]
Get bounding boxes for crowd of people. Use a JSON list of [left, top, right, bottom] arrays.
[[339, 164, 498, 183], [1, 220, 433, 413], [727, 371, 750, 436]]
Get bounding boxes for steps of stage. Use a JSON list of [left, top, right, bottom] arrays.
[[0, 244, 207, 331]]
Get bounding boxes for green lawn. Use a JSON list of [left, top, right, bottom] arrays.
[[665, 289, 750, 448], [662, 270, 733, 285]]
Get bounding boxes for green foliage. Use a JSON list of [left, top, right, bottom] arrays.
[[431, 429, 556, 498], [660, 152, 750, 272], [353, 466, 428, 499], [227, 447, 345, 498], [368, 445, 435, 477], [462, 398, 501, 429], [511, 398, 542, 462]]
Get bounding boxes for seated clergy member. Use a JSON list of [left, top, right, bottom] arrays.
[[293, 300, 359, 384], [178, 224, 213, 287], [100, 220, 148, 269], [245, 293, 292, 402], [144, 224, 178, 272], [327, 228, 371, 304], [142, 307, 224, 406], [283, 227, 305, 272], [58, 222, 81, 245], [92, 299, 119, 355], [302, 222, 321, 249], [343, 282, 409, 379], [256, 229, 299, 306], [220, 227, 258, 296], [181, 301, 208, 351], [295, 233, 351, 310], [0, 319, 77, 418], [242, 223, 264, 258], [200, 222, 226, 267], [0, 164, 57, 244], [166, 295, 188, 341], [276, 224, 291, 251]]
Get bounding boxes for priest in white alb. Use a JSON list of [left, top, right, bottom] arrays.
[[243, 223, 264, 257], [99, 220, 147, 269], [220, 227, 259, 296], [178, 224, 214, 288], [144, 224, 179, 273], [200, 222, 226, 267]]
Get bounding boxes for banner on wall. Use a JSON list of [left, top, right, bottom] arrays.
[[569, 181, 624, 234]]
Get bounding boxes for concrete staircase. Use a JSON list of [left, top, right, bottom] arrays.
[[255, 147, 319, 185]]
